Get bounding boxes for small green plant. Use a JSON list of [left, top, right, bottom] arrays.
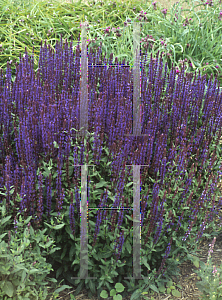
[[163, 280, 182, 297], [137, 279, 182, 299], [0, 197, 72, 300], [100, 282, 125, 300], [194, 237, 222, 300]]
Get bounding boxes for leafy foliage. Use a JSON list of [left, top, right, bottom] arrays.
[[0, 198, 72, 299]]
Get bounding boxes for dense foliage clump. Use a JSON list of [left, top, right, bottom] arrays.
[[0, 33, 222, 298]]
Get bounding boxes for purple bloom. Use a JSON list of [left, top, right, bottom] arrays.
[[1, 35, 222, 280], [113, 229, 125, 262]]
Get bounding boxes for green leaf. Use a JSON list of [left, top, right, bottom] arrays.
[[172, 289, 182, 297], [3, 281, 14, 297], [70, 233, 75, 241], [21, 269, 27, 283], [149, 284, 159, 293], [69, 245, 76, 260], [100, 290, 108, 298], [110, 289, 117, 296], [42, 168, 51, 177], [53, 223, 65, 230], [73, 280, 84, 296], [100, 258, 107, 265], [92, 189, 104, 196], [100, 249, 112, 259], [96, 181, 107, 188], [125, 241, 132, 254], [104, 147, 109, 156], [29, 268, 40, 275], [100, 156, 108, 163], [0, 233, 8, 240], [166, 280, 173, 287], [63, 182, 68, 188], [193, 258, 200, 268], [43, 240, 54, 249], [71, 259, 79, 267], [187, 254, 200, 268], [158, 284, 166, 293], [114, 295, 122, 300], [54, 285, 72, 293], [142, 256, 150, 270], [89, 279, 96, 294], [0, 215, 11, 226], [167, 288, 171, 294], [69, 166, 74, 177], [53, 141, 59, 148], [56, 267, 63, 279], [115, 282, 124, 293], [129, 288, 143, 300], [47, 278, 58, 283], [61, 244, 68, 259]]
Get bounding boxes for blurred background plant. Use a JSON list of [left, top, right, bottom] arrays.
[[193, 236, 222, 300]]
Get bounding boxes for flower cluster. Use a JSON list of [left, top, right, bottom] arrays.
[[0, 36, 222, 276], [113, 229, 125, 262]]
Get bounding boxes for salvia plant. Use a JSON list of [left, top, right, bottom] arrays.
[[1, 32, 222, 298], [0, 11, 222, 300], [0, 197, 72, 300]]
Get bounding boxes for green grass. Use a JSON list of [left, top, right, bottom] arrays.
[[0, 0, 221, 89]]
